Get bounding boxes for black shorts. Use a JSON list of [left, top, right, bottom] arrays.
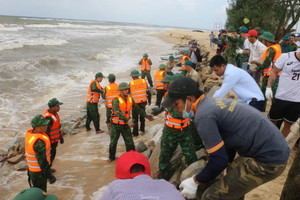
[[269, 98, 300, 123]]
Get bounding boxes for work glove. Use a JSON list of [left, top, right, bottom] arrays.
[[128, 119, 135, 128], [49, 175, 56, 184], [265, 87, 273, 100], [60, 136, 64, 144], [179, 176, 198, 199]]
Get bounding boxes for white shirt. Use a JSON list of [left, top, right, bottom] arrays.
[[275, 52, 300, 102], [213, 64, 265, 103], [243, 38, 250, 50], [249, 39, 266, 63]]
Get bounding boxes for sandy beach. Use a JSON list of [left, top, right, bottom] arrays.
[[1, 27, 295, 200]]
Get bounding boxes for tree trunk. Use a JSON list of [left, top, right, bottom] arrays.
[[280, 148, 300, 200]]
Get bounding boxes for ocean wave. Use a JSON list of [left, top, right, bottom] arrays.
[[0, 24, 24, 32], [0, 38, 68, 51]]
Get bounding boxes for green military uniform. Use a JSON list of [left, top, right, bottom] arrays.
[[139, 56, 153, 87], [257, 48, 278, 99], [290, 43, 298, 51], [223, 35, 238, 64], [109, 95, 148, 160], [86, 81, 103, 131], [29, 140, 52, 192], [101, 88, 112, 124], [132, 90, 151, 136], [27, 115, 55, 192], [158, 105, 198, 180], [234, 36, 245, 68]]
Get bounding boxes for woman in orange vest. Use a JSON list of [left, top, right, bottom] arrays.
[[139, 53, 153, 87], [129, 70, 152, 136], [154, 64, 167, 106], [43, 98, 63, 172], [86, 72, 105, 134], [102, 74, 119, 132], [107, 82, 154, 163], [25, 115, 56, 192]]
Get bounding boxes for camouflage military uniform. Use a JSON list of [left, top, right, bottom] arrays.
[[101, 89, 112, 124], [159, 105, 198, 180], [223, 36, 237, 64], [290, 43, 298, 52], [234, 37, 245, 68], [201, 156, 286, 200], [257, 48, 278, 105], [109, 97, 147, 160], [29, 140, 53, 192], [86, 81, 102, 131]]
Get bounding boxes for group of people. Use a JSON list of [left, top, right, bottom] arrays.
[[19, 27, 300, 199]]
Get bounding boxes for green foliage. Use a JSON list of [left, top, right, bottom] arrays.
[[226, 0, 300, 42]]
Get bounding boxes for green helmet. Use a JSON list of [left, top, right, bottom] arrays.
[[161, 75, 173, 83], [259, 31, 275, 43], [227, 26, 236, 32], [95, 72, 104, 78], [159, 64, 166, 69], [118, 82, 130, 90], [171, 73, 184, 83], [143, 53, 148, 57], [129, 69, 141, 77], [108, 74, 116, 82]]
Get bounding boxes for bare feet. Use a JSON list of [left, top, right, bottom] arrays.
[[106, 159, 114, 163], [96, 130, 105, 134]]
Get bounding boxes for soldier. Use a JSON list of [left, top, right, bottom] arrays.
[[139, 53, 153, 87], [223, 26, 238, 65], [25, 115, 56, 192], [129, 70, 151, 137], [166, 55, 175, 75], [184, 60, 204, 90], [151, 74, 202, 180], [43, 98, 64, 172], [154, 64, 167, 106], [279, 35, 291, 53], [254, 32, 282, 103], [162, 77, 289, 200], [289, 34, 298, 51], [102, 74, 119, 132], [181, 50, 191, 76], [86, 72, 105, 134], [107, 82, 154, 163]]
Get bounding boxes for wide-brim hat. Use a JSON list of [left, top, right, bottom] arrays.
[[259, 31, 275, 43]]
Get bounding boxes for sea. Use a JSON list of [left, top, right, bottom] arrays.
[[0, 15, 176, 151]]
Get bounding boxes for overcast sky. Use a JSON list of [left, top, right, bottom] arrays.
[[0, 0, 228, 30]]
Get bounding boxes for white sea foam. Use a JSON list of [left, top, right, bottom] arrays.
[[0, 24, 24, 31], [0, 38, 68, 51], [90, 186, 108, 200]]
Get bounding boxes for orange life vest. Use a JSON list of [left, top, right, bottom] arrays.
[[105, 83, 120, 108], [182, 55, 191, 70], [154, 71, 167, 90], [86, 80, 102, 103], [111, 95, 133, 125], [262, 44, 282, 77], [163, 92, 190, 130], [25, 129, 51, 173], [129, 79, 148, 104], [43, 109, 61, 143], [141, 58, 151, 71]]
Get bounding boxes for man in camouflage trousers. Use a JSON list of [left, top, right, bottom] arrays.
[[107, 82, 154, 163], [151, 74, 202, 180]]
